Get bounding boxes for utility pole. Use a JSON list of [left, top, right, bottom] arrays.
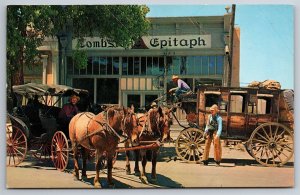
[[228, 4, 236, 87]]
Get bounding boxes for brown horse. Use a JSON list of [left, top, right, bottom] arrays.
[[69, 106, 137, 187], [125, 106, 171, 184]]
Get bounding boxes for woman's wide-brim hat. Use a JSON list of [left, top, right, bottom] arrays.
[[70, 95, 80, 101], [172, 75, 179, 80]]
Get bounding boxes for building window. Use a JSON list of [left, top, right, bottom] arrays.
[[67, 55, 223, 76], [202, 56, 209, 75], [92, 56, 99, 75], [97, 78, 119, 104], [209, 56, 216, 75], [107, 57, 113, 75], [128, 57, 134, 75], [113, 57, 119, 75], [141, 57, 146, 75], [146, 57, 152, 75], [166, 56, 223, 76], [194, 56, 202, 75], [100, 57, 107, 75], [134, 57, 140, 75], [127, 95, 140, 112], [122, 57, 128, 75], [216, 56, 224, 75], [73, 78, 94, 104]]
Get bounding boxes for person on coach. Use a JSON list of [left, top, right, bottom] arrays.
[[168, 75, 191, 102]]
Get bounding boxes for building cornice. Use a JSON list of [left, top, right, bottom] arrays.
[[148, 16, 225, 24]]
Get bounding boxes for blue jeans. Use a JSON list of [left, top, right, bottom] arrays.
[[174, 88, 190, 101], [175, 88, 189, 96]]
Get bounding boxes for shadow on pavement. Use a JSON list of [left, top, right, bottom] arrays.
[[175, 157, 294, 168], [152, 173, 183, 188], [76, 167, 183, 188], [115, 146, 176, 162]]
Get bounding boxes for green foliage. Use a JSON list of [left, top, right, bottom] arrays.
[[70, 5, 150, 48], [72, 43, 88, 69], [7, 5, 150, 84], [7, 5, 55, 85]]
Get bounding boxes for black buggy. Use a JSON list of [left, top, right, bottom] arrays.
[[6, 83, 89, 170]]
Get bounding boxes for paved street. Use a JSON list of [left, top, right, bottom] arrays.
[[6, 140, 294, 189]]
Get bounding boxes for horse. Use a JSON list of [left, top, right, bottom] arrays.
[[69, 106, 138, 188], [124, 106, 171, 184]]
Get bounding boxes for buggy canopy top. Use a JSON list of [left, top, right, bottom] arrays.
[[12, 83, 89, 97]]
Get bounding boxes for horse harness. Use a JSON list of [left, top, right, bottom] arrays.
[[76, 111, 127, 148], [138, 109, 165, 139]]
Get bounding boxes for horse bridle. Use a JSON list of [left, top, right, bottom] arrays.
[[122, 111, 138, 137], [138, 111, 162, 138]]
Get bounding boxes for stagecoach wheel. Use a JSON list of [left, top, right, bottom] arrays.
[[32, 142, 52, 162], [6, 124, 27, 166], [175, 128, 205, 163], [51, 131, 69, 171], [244, 142, 255, 158], [249, 122, 294, 167]]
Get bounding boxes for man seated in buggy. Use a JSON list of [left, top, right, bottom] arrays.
[[58, 95, 80, 138]]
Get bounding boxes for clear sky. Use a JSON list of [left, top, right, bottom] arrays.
[[146, 5, 294, 89]]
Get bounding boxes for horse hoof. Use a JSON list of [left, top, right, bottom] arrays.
[[73, 173, 79, 180], [94, 182, 102, 188], [134, 171, 141, 176], [140, 176, 148, 184], [126, 165, 131, 174], [149, 177, 157, 184], [81, 175, 87, 181]]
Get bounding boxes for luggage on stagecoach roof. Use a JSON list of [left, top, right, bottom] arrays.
[[248, 79, 281, 90]]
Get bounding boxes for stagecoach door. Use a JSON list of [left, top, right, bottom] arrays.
[[246, 92, 275, 138]]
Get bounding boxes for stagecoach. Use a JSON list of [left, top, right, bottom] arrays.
[[6, 83, 89, 170], [172, 85, 294, 167]]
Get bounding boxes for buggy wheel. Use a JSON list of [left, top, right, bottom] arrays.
[[249, 122, 294, 167], [6, 124, 27, 166], [51, 131, 69, 171], [175, 128, 205, 163], [32, 142, 51, 162]]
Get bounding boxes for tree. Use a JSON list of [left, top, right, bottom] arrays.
[[7, 5, 150, 87]]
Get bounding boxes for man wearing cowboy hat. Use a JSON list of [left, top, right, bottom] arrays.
[[58, 94, 80, 137], [169, 75, 191, 102], [150, 102, 158, 109], [201, 104, 223, 166]]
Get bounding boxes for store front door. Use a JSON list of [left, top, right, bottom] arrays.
[[123, 92, 160, 112]]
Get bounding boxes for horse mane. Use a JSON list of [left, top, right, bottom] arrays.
[[149, 108, 161, 134], [106, 106, 126, 118]]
